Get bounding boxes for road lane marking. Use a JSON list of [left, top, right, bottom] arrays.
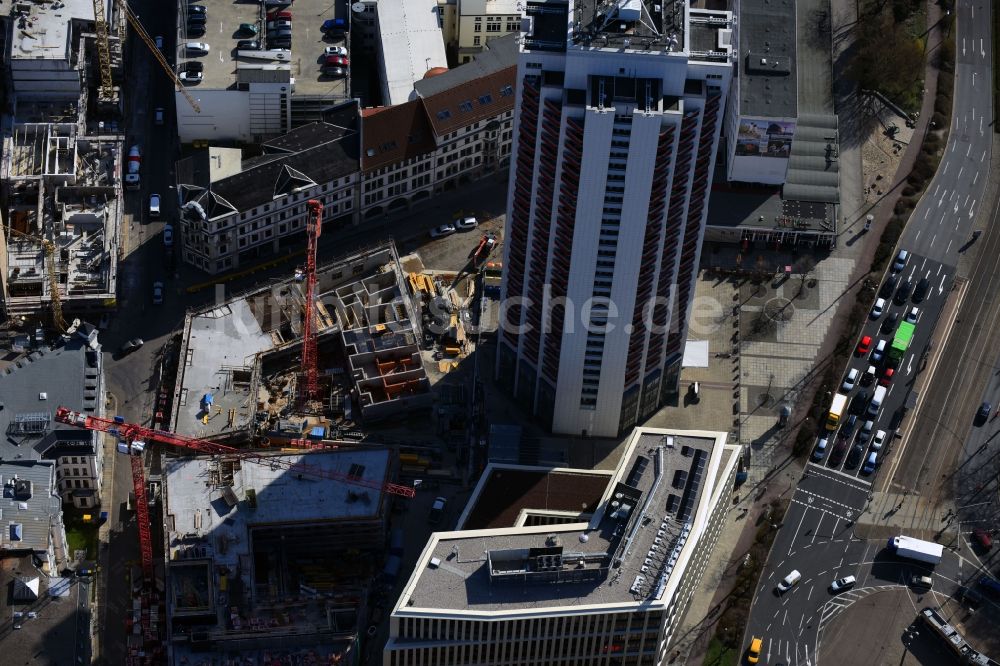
[[946, 239, 953, 253], [931, 234, 937, 246], [969, 200, 976, 217], [958, 167, 964, 179], [915, 230, 922, 242], [811, 513, 824, 544], [943, 162, 950, 175], [973, 171, 979, 185]]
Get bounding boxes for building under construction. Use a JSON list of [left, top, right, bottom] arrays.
[[170, 241, 433, 446], [0, 0, 126, 322], [162, 447, 394, 665]]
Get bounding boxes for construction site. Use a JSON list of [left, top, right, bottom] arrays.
[[1, 120, 123, 322]]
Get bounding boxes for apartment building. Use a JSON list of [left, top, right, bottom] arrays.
[[385, 427, 741, 666], [174, 103, 360, 274], [454, 0, 524, 64], [0, 330, 105, 509], [497, 0, 735, 437], [360, 61, 517, 217]]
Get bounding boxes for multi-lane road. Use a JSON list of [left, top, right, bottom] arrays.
[[744, 0, 995, 661]]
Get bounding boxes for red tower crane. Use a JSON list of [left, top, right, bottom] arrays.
[[299, 199, 323, 407]]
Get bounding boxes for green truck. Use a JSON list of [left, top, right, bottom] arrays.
[[889, 321, 915, 363]]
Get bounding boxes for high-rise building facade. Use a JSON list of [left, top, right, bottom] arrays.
[[496, 0, 734, 438]]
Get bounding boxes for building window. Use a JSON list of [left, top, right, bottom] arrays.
[[459, 100, 473, 112], [473, 36, 480, 46], [478, 93, 492, 105]]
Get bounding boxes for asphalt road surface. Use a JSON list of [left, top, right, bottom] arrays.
[[743, 466, 968, 665], [901, 1, 993, 260]]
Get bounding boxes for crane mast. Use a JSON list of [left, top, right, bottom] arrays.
[[299, 200, 323, 407]]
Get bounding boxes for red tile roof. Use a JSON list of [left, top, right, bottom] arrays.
[[360, 100, 437, 173], [420, 66, 517, 137]]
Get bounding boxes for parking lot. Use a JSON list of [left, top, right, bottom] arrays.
[[812, 252, 953, 482]]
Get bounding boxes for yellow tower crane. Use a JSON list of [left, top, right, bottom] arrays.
[[89, 0, 201, 113], [91, 0, 116, 104], [5, 227, 66, 332]]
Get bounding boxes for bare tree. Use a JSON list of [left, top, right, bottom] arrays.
[[793, 256, 817, 299]]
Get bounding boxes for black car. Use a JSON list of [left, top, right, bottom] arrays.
[[893, 280, 912, 305], [187, 23, 206, 36], [913, 277, 930, 302], [188, 4, 207, 12], [850, 390, 869, 415], [841, 414, 858, 438], [185, 60, 204, 72], [975, 402, 992, 425], [880, 311, 899, 334], [845, 443, 865, 469], [830, 438, 850, 466], [187, 13, 207, 24], [120, 338, 144, 355], [879, 274, 899, 299], [236, 39, 260, 49]]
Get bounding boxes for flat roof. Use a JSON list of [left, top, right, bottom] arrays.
[[705, 183, 836, 233], [0, 338, 100, 460], [0, 557, 82, 665], [173, 0, 351, 97], [164, 448, 392, 571], [738, 0, 797, 118], [172, 298, 274, 439], [459, 467, 613, 530], [0, 461, 60, 554], [377, 0, 448, 105], [394, 428, 737, 615], [5, 0, 95, 61]]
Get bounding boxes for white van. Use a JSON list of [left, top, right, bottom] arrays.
[[777, 570, 801, 593], [868, 385, 887, 417]]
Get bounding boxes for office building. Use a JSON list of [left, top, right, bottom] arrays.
[[496, 0, 734, 437], [385, 427, 740, 665]]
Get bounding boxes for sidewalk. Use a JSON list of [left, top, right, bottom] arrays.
[[91, 396, 121, 663]]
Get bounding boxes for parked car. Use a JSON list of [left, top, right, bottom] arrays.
[[861, 365, 876, 386], [188, 4, 206, 13], [236, 39, 260, 49], [184, 42, 210, 55], [186, 23, 206, 36], [911, 575, 933, 588], [267, 19, 293, 30], [860, 419, 874, 439], [185, 60, 204, 72], [180, 70, 203, 83], [830, 438, 849, 465], [879, 368, 895, 386], [830, 576, 856, 593], [972, 528, 993, 550], [324, 45, 347, 56], [430, 223, 457, 238], [870, 429, 886, 451], [905, 307, 919, 324], [976, 401, 992, 424], [323, 66, 346, 77], [841, 414, 858, 438], [154, 35, 164, 49], [148, 193, 161, 218], [913, 277, 930, 302], [861, 451, 878, 474], [324, 55, 348, 67], [850, 390, 868, 415], [120, 338, 144, 355], [152, 281, 164, 305], [267, 9, 293, 20], [154, 107, 165, 125], [163, 224, 174, 246], [428, 496, 447, 525], [187, 13, 207, 24], [238, 23, 259, 36], [321, 17, 348, 34], [870, 298, 886, 319]]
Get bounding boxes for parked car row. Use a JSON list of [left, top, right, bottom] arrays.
[[185, 3, 208, 37]]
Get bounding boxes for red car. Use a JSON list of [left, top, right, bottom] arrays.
[[267, 9, 292, 19], [973, 528, 993, 550], [856, 335, 872, 355], [879, 368, 895, 386], [324, 55, 349, 67]]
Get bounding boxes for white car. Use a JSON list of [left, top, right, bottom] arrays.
[[149, 193, 161, 218], [455, 216, 478, 231], [829, 575, 856, 593], [152, 281, 164, 305], [841, 368, 859, 393], [324, 45, 348, 56], [163, 224, 174, 247], [776, 569, 801, 593], [870, 429, 886, 451], [183, 41, 210, 55], [429, 223, 457, 238], [179, 70, 203, 83], [870, 298, 886, 319], [905, 306, 919, 323]]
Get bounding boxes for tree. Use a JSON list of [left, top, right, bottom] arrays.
[[848, 11, 924, 109], [793, 256, 817, 299]]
